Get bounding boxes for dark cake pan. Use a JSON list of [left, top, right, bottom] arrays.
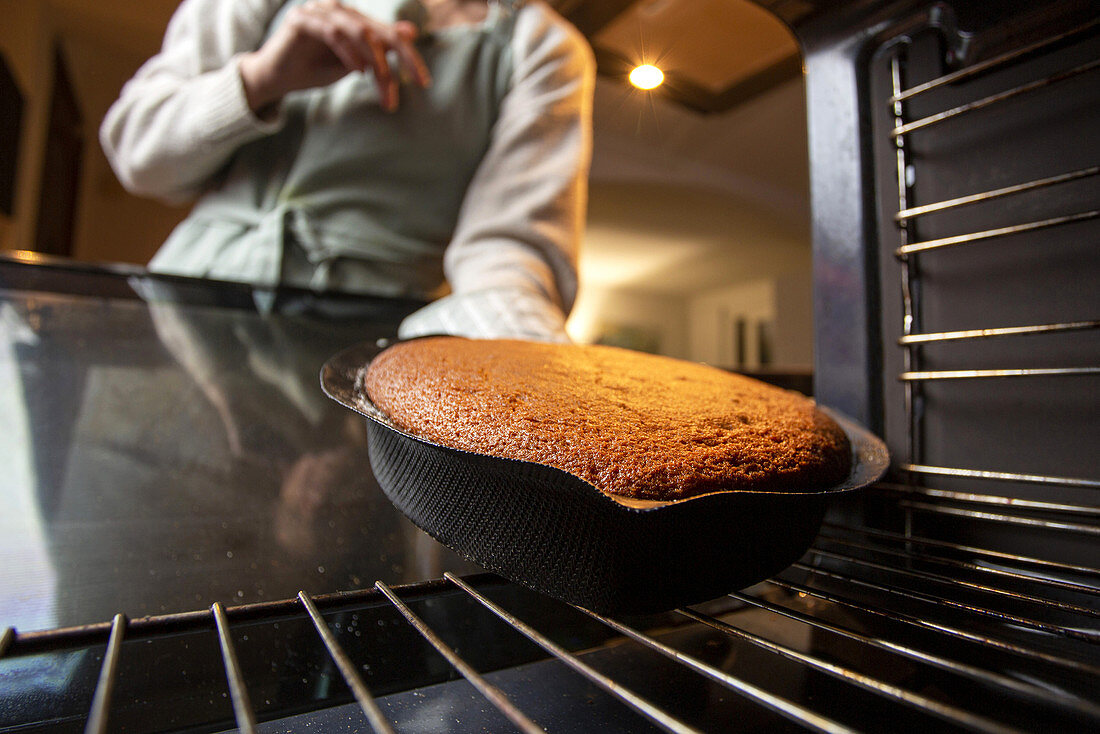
[[321, 339, 889, 615]]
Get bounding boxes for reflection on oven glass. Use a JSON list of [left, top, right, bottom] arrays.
[[0, 302, 59, 634], [0, 282, 482, 633]]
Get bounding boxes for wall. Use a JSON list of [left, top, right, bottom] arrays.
[[0, 0, 186, 262], [62, 33, 190, 265], [685, 270, 813, 370], [774, 268, 814, 369], [689, 279, 777, 368], [1, 0, 50, 253], [567, 286, 690, 359]]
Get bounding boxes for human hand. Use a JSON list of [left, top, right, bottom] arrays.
[[238, 0, 431, 116], [398, 286, 572, 343]]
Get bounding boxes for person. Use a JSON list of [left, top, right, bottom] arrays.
[[100, 0, 594, 341]]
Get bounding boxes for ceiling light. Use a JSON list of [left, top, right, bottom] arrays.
[[629, 64, 664, 90]]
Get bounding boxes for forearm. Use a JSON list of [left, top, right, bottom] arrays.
[[444, 3, 595, 313], [407, 3, 594, 343], [98, 0, 283, 202], [100, 60, 280, 201]]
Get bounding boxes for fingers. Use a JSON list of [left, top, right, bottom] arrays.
[[393, 20, 433, 88], [295, 0, 379, 76], [295, 0, 430, 111]]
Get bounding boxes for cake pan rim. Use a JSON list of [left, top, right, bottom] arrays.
[[319, 338, 889, 512]]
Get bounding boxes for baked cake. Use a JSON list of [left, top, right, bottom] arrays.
[[363, 337, 851, 501]]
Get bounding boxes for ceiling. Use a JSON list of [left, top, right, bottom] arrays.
[[48, 0, 182, 57], [550, 0, 801, 113]]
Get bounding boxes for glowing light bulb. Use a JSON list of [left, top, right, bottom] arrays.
[[629, 64, 664, 90]]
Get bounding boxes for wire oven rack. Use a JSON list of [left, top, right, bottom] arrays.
[[2, 544, 1098, 732], [3, 8, 1098, 734]]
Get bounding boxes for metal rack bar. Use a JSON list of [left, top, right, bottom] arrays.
[[673, 608, 1018, 733], [813, 533, 1100, 597], [792, 561, 1100, 642], [442, 574, 704, 734], [876, 480, 1100, 509], [374, 581, 544, 734], [820, 521, 1100, 580], [211, 602, 257, 734], [896, 209, 1100, 256], [899, 319, 1100, 344], [7, 575, 476, 657], [895, 166, 1100, 221], [889, 18, 1100, 104], [808, 547, 1100, 620], [891, 48, 922, 541], [769, 577, 1100, 677], [728, 590, 1100, 720], [84, 613, 126, 734], [891, 57, 1100, 137], [899, 366, 1100, 380], [297, 591, 395, 734], [566, 603, 857, 734], [897, 501, 1100, 535]]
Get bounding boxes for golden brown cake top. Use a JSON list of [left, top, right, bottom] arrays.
[[363, 337, 851, 501]]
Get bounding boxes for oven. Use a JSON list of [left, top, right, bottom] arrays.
[[1, 0, 1097, 731]]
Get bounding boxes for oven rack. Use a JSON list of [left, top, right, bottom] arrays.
[[884, 17, 1099, 486], [825, 10, 1100, 732], [3, 525, 1099, 734], [889, 35, 1098, 335]]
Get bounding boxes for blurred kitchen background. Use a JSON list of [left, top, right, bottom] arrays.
[[0, 0, 813, 372]]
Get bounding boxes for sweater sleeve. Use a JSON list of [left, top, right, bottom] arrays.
[[441, 1, 595, 315], [99, 0, 287, 203]]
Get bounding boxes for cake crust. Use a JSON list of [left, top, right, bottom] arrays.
[[363, 337, 851, 501]]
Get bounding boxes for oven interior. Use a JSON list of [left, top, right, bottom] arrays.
[[2, 1, 1097, 732]]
